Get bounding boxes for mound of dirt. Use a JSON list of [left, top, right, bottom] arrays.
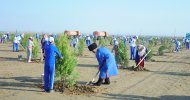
[[36, 83, 106, 95]]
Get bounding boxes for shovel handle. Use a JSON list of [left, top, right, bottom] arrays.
[[136, 49, 151, 67]]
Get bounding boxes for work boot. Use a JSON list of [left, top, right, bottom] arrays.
[[103, 78, 110, 85], [92, 78, 103, 86]]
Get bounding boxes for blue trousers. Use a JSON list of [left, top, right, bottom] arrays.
[[86, 40, 90, 46], [186, 42, 189, 49], [44, 63, 55, 91], [130, 46, 136, 60], [13, 43, 19, 52], [175, 45, 179, 52]]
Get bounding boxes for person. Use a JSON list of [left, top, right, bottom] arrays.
[[36, 33, 39, 41], [129, 36, 136, 60], [175, 39, 180, 52], [123, 36, 127, 46], [43, 37, 63, 92], [27, 37, 34, 63], [88, 43, 118, 86], [185, 38, 189, 49], [134, 45, 147, 71], [41, 34, 49, 61], [86, 35, 91, 46], [13, 35, 19, 52], [71, 36, 78, 48]]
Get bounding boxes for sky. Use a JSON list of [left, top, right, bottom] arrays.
[[0, 0, 190, 36]]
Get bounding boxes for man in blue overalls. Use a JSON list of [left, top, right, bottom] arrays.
[[88, 43, 118, 86], [43, 37, 63, 92]]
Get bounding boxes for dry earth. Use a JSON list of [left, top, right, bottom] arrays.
[[0, 43, 190, 100]]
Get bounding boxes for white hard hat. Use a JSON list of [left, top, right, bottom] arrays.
[[49, 37, 54, 42]]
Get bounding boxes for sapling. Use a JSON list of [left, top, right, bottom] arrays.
[[118, 41, 129, 68], [146, 45, 153, 61], [99, 37, 106, 47], [32, 38, 40, 59], [77, 37, 85, 56], [158, 45, 167, 56], [55, 35, 78, 88]]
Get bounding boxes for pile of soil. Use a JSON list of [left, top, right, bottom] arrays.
[[36, 82, 106, 95]]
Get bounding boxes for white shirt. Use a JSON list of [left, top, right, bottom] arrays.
[[13, 37, 19, 43], [186, 39, 189, 43], [130, 38, 136, 47]]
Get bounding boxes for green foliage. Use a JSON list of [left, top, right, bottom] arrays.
[[9, 34, 15, 42], [32, 38, 40, 59], [108, 36, 113, 45], [118, 41, 129, 67], [98, 37, 106, 47], [146, 45, 153, 61], [93, 36, 97, 43], [77, 38, 85, 56], [20, 34, 30, 49], [55, 35, 78, 87], [158, 45, 167, 56]]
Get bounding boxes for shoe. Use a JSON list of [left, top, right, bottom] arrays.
[[49, 90, 54, 93], [102, 78, 110, 85], [92, 78, 103, 86]]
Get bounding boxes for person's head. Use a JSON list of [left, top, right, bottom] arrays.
[[137, 44, 144, 52], [49, 37, 54, 44], [88, 43, 98, 53], [29, 37, 33, 41]]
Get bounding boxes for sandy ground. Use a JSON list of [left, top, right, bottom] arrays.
[[0, 43, 190, 100]]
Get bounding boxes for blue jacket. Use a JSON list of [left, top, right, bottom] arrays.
[[96, 47, 118, 79], [44, 44, 62, 65]]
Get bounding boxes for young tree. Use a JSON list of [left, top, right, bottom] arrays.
[[77, 37, 85, 56], [55, 35, 79, 88], [118, 41, 129, 68], [32, 38, 40, 59]]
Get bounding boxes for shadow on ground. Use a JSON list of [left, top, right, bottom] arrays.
[[98, 93, 190, 100], [77, 64, 98, 68], [0, 76, 42, 92], [153, 60, 190, 65]]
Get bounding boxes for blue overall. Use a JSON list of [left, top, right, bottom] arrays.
[[96, 47, 118, 79], [43, 44, 62, 91], [186, 39, 189, 49], [86, 36, 91, 46], [129, 38, 136, 60], [13, 43, 19, 52], [175, 40, 180, 52]]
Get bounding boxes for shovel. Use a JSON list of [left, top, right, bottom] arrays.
[[132, 49, 151, 70], [86, 70, 100, 85]]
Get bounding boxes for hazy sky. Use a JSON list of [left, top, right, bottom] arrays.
[[0, 0, 189, 36]]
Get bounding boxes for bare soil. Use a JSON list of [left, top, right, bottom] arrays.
[[0, 42, 190, 100]]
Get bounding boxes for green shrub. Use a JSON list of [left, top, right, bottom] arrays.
[[99, 37, 106, 47], [20, 34, 30, 49], [118, 41, 129, 67], [55, 35, 78, 87], [93, 36, 97, 43], [77, 38, 85, 56], [158, 45, 167, 56], [146, 45, 153, 61], [32, 38, 40, 59]]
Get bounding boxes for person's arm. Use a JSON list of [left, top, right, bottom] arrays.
[[96, 50, 105, 70], [54, 46, 63, 59]]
